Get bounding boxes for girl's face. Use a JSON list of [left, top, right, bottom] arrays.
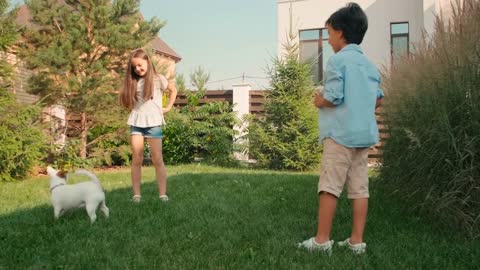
[[131, 57, 148, 77], [326, 24, 346, 53]]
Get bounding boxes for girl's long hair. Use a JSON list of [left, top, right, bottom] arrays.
[[120, 48, 157, 109]]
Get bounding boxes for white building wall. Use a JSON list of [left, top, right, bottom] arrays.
[[277, 0, 424, 68], [424, 0, 437, 35], [424, 0, 462, 35]]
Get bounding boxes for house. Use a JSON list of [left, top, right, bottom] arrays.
[[277, 0, 458, 162], [277, 0, 457, 84], [6, 3, 181, 104]]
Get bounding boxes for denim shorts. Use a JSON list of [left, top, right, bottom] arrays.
[[130, 126, 163, 139]]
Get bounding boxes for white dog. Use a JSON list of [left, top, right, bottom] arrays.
[[47, 166, 109, 223]]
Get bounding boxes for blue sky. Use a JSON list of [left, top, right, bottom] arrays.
[[10, 0, 277, 90], [141, 0, 277, 89]]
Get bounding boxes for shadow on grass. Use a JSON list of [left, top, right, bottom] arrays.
[[0, 171, 479, 269]]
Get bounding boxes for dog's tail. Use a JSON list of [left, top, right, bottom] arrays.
[[74, 169, 101, 186]]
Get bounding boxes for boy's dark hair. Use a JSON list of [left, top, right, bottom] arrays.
[[325, 3, 368, 45]]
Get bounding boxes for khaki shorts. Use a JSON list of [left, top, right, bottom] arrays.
[[318, 138, 370, 199]]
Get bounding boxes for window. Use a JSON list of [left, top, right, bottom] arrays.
[[299, 28, 334, 84], [390, 22, 409, 64]]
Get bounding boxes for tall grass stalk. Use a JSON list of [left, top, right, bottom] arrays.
[[380, 0, 480, 238]]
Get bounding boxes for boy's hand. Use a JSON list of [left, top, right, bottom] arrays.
[[313, 85, 326, 108], [313, 91, 323, 108], [313, 89, 335, 108]]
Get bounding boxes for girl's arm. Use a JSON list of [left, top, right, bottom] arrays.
[[163, 78, 178, 113]]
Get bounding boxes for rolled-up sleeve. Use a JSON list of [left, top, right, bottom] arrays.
[[377, 87, 385, 99], [323, 59, 344, 106], [375, 75, 384, 99]]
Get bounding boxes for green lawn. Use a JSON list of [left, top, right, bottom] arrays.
[[0, 165, 478, 269]]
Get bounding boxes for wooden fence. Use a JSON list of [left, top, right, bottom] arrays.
[[174, 90, 386, 163], [249, 90, 267, 115], [64, 90, 386, 163], [173, 90, 268, 115], [174, 90, 233, 108]]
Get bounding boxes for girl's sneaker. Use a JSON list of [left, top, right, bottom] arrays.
[[159, 195, 169, 202], [337, 238, 366, 254], [298, 237, 333, 255], [132, 195, 141, 203]]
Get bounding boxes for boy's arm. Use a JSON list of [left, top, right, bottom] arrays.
[[315, 59, 344, 109], [375, 85, 385, 109]]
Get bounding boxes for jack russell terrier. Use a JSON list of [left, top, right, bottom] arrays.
[[47, 166, 109, 223]]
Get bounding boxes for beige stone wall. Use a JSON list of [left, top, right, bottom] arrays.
[[152, 54, 176, 81], [0, 51, 37, 104]]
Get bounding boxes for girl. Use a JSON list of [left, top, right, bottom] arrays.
[[120, 48, 177, 203]]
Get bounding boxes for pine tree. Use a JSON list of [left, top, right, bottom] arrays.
[[0, 0, 16, 47], [19, 0, 163, 158], [246, 39, 321, 171], [0, 0, 46, 181]]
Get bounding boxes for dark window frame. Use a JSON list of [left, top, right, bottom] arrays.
[[390, 22, 410, 64], [299, 28, 328, 83]]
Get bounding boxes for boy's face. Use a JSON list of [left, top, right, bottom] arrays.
[[326, 24, 346, 53]]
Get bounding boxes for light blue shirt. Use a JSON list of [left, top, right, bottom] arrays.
[[318, 44, 384, 148]]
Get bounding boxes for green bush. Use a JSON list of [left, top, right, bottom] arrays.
[[163, 110, 195, 164], [163, 102, 238, 166], [87, 126, 131, 167], [0, 91, 46, 181], [380, 0, 480, 237], [188, 101, 239, 166], [164, 69, 239, 166], [46, 139, 92, 171], [246, 40, 320, 171]]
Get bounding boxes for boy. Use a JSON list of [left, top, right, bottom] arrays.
[[298, 3, 384, 255]]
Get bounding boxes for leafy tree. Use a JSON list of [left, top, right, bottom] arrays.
[[246, 39, 320, 171], [19, 0, 163, 158]]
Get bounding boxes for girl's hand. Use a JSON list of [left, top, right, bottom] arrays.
[[162, 107, 171, 114]]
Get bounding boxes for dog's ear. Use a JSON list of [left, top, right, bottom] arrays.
[[56, 170, 68, 180]]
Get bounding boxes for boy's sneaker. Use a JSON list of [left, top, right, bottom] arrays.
[[298, 237, 334, 255], [132, 195, 141, 203], [159, 195, 169, 202], [337, 238, 366, 254]]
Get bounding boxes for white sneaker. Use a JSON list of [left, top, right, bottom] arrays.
[[298, 237, 334, 255], [159, 195, 169, 202], [132, 195, 141, 203], [337, 238, 366, 254]]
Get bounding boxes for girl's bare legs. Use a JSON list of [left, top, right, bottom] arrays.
[[130, 135, 144, 196], [147, 138, 167, 196]]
